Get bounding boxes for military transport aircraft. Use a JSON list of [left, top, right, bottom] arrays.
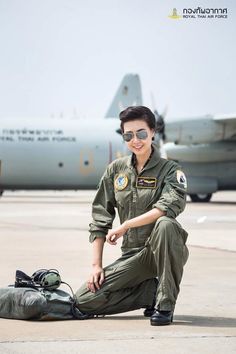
[[0, 74, 235, 202], [0, 74, 140, 194]]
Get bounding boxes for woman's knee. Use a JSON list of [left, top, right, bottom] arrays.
[[147, 217, 182, 250], [153, 217, 176, 237]]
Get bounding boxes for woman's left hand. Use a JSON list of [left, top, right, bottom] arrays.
[[106, 223, 128, 245]]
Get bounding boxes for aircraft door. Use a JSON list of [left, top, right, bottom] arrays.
[[77, 143, 111, 187]]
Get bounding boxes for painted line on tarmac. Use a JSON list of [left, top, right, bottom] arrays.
[[197, 216, 207, 223], [1, 335, 236, 344], [188, 244, 236, 253]]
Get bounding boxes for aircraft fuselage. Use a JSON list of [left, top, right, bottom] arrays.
[[0, 119, 126, 189]]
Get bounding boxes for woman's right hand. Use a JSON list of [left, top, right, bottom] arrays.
[[87, 265, 105, 293]]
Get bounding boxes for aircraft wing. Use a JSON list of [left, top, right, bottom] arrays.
[[164, 114, 236, 145], [213, 113, 236, 123]]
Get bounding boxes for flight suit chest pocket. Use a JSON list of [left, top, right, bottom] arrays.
[[136, 187, 160, 210], [114, 189, 131, 208]]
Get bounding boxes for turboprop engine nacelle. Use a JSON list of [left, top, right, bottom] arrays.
[[165, 117, 236, 145]]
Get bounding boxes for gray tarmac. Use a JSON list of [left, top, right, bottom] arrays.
[[0, 190, 235, 353]]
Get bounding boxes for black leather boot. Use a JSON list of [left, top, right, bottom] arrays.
[[150, 309, 173, 326], [143, 305, 156, 317]]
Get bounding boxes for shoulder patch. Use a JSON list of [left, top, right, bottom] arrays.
[[176, 170, 187, 189]]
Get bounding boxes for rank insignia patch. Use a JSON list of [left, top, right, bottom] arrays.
[[114, 174, 129, 191], [136, 177, 157, 188], [176, 170, 187, 189]]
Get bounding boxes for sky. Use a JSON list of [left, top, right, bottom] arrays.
[[0, 0, 235, 121]]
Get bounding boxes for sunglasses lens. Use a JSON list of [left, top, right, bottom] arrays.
[[136, 130, 148, 140], [123, 130, 148, 142], [123, 133, 133, 142]]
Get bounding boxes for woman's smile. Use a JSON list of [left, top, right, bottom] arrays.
[[132, 144, 143, 151]]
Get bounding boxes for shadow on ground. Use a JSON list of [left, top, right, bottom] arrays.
[[98, 314, 236, 328]]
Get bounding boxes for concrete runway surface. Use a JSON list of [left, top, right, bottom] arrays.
[[0, 190, 235, 354]]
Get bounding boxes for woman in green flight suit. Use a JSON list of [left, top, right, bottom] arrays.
[[76, 106, 189, 326]]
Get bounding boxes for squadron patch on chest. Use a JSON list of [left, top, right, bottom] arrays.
[[114, 174, 129, 191], [136, 177, 157, 188]]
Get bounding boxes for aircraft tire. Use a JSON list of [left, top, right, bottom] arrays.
[[189, 193, 212, 203]]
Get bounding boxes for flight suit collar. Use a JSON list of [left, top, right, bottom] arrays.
[[127, 144, 161, 173]]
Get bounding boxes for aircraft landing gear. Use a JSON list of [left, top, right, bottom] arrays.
[[0, 190, 3, 197], [189, 193, 212, 202]]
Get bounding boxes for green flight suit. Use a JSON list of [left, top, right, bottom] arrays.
[[76, 144, 189, 314]]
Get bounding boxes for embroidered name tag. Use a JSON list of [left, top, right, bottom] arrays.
[[136, 177, 157, 188]]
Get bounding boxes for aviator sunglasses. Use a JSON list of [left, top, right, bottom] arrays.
[[122, 129, 148, 142]]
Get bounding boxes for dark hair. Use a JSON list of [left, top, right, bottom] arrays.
[[119, 106, 156, 133]]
